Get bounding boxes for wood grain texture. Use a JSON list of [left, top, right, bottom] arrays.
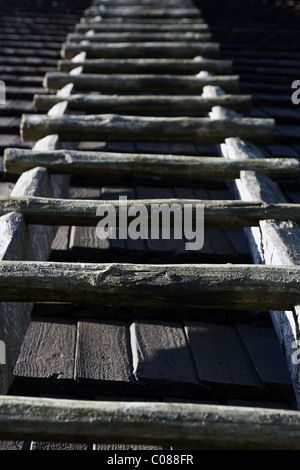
[[236, 325, 292, 387], [1, 261, 300, 310], [184, 322, 263, 394], [44, 72, 238, 93], [2, 196, 300, 227], [0, 71, 74, 395], [33, 93, 251, 114], [68, 32, 212, 43], [221, 136, 300, 406], [58, 57, 232, 75], [61, 42, 220, 60], [130, 320, 208, 396], [13, 318, 76, 394], [0, 167, 62, 394], [20, 114, 275, 144], [2, 396, 300, 449], [75, 319, 134, 394], [8, 150, 297, 180]]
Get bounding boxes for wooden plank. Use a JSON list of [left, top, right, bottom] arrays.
[[69, 224, 110, 254], [69, 185, 102, 200], [33, 93, 251, 114], [58, 57, 232, 75], [220, 135, 300, 406], [130, 320, 206, 395], [20, 114, 275, 144], [1, 196, 300, 227], [184, 322, 263, 393], [50, 226, 70, 252], [0, 63, 75, 394], [75, 320, 134, 394], [0, 167, 63, 395], [43, 72, 239, 94], [236, 325, 292, 388], [0, 261, 300, 310], [2, 396, 300, 449], [12, 318, 76, 394], [259, 219, 300, 404], [8, 150, 297, 180], [61, 42, 220, 60]]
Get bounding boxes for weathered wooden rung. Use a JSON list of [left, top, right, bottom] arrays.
[[61, 42, 220, 60], [5, 148, 299, 180], [43, 72, 239, 94], [75, 22, 209, 33], [20, 113, 275, 144], [58, 57, 232, 75], [0, 261, 300, 310], [0, 396, 300, 450], [33, 92, 250, 114], [67, 32, 213, 43], [85, 7, 202, 18], [1, 196, 300, 227], [80, 17, 205, 25]]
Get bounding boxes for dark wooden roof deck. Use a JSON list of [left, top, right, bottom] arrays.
[[0, 0, 300, 450]]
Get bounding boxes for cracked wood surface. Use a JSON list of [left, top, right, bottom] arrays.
[[0, 261, 300, 310]]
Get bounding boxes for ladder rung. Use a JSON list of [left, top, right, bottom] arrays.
[[75, 22, 209, 33], [0, 396, 299, 449], [0, 196, 300, 227], [20, 114, 275, 144], [80, 17, 206, 25], [33, 93, 251, 114], [43, 72, 239, 93], [85, 7, 202, 18], [0, 261, 299, 310], [67, 32, 212, 43], [4, 149, 299, 180], [58, 57, 232, 75], [61, 42, 220, 60]]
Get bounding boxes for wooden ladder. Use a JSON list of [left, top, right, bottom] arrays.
[[1, 0, 300, 450]]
